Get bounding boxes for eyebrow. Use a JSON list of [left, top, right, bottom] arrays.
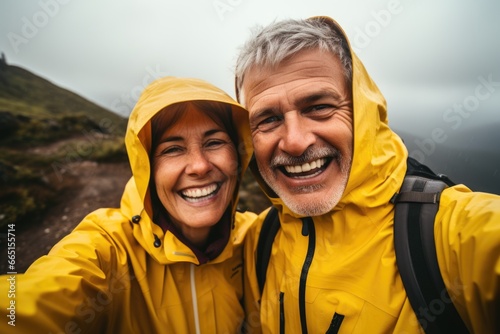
[[250, 108, 277, 123], [296, 90, 343, 106], [158, 129, 224, 144]]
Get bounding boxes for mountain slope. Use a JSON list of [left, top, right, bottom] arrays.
[[0, 60, 127, 145], [0, 59, 129, 230]]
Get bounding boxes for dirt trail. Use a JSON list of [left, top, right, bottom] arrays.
[[1, 135, 268, 273], [2, 160, 131, 273]]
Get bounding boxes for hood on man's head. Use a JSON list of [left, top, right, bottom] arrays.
[[236, 16, 408, 216]]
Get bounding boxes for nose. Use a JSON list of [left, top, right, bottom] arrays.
[[185, 148, 212, 176], [278, 113, 316, 156]]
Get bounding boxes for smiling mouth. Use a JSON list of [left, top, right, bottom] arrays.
[[180, 183, 220, 203], [280, 158, 330, 178]]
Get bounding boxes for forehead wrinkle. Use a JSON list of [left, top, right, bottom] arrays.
[[244, 62, 303, 108], [246, 84, 280, 118], [158, 115, 225, 143], [246, 64, 338, 105], [177, 127, 224, 138]]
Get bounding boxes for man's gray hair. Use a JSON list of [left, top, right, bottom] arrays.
[[235, 17, 352, 101]]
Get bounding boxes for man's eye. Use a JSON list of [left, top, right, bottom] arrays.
[[304, 104, 337, 119], [307, 104, 330, 112], [263, 116, 280, 124], [256, 115, 283, 132]]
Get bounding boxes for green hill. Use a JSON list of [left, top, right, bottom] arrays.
[[0, 59, 127, 145], [0, 57, 129, 230]]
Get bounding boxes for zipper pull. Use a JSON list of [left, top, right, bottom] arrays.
[[301, 217, 312, 236]]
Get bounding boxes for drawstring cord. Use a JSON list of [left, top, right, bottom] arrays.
[[153, 234, 161, 248]]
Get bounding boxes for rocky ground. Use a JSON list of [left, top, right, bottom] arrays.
[[1, 159, 270, 273], [1, 161, 132, 273]]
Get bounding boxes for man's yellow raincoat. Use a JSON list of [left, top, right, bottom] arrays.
[[242, 17, 500, 333], [0, 77, 256, 333]]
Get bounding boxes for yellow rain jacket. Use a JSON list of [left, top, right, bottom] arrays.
[[0, 77, 256, 333], [242, 17, 500, 333]]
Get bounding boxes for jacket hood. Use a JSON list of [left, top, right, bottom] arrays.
[[122, 76, 252, 264], [243, 16, 408, 218]]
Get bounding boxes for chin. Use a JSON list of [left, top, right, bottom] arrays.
[[279, 186, 344, 216], [285, 199, 333, 216], [191, 217, 222, 229]]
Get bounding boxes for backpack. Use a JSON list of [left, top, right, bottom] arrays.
[[255, 157, 469, 334]]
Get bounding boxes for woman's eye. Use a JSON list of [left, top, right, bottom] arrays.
[[205, 139, 226, 148], [160, 146, 183, 155]]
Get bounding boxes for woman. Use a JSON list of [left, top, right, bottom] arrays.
[[0, 77, 256, 333]]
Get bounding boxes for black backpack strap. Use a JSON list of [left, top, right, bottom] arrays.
[[256, 206, 280, 295], [406, 156, 455, 187], [393, 175, 469, 334]]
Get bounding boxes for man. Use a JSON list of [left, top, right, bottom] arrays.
[[236, 16, 500, 333]]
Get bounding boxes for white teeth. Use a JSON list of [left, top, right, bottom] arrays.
[[284, 158, 326, 174], [182, 184, 218, 198]]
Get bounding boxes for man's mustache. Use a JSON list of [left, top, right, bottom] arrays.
[[269, 146, 342, 168]]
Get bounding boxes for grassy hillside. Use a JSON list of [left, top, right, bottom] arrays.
[[0, 61, 127, 145], [0, 60, 128, 230]]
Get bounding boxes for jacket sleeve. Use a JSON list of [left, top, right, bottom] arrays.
[[0, 209, 131, 334], [435, 185, 500, 334]]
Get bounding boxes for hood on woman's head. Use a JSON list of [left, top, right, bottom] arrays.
[[124, 76, 253, 224]]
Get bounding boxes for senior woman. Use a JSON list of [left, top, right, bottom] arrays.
[[0, 77, 256, 333]]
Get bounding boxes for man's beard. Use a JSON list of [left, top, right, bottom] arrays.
[[258, 146, 351, 216]]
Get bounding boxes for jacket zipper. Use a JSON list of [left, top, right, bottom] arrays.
[[190, 264, 201, 334], [326, 313, 345, 334], [299, 217, 316, 334], [279, 292, 285, 334]]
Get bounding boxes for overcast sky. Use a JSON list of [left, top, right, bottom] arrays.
[[1, 0, 499, 137]]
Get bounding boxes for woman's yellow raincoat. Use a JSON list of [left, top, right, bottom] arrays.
[[242, 16, 500, 334], [0, 77, 256, 333]]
